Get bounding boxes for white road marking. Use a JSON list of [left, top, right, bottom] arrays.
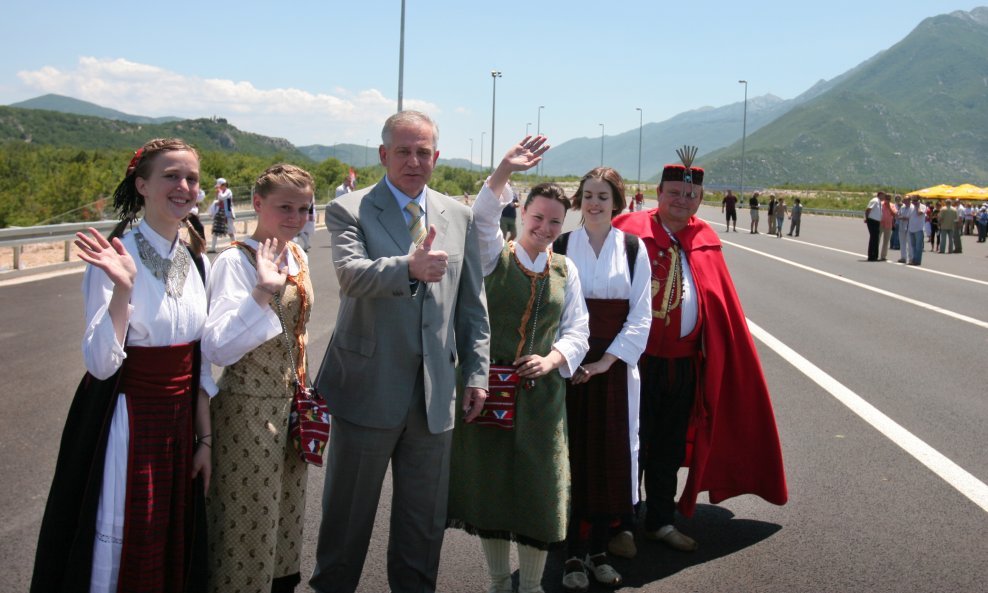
[[702, 215, 988, 287], [721, 239, 988, 330], [748, 318, 988, 514], [0, 265, 85, 287]]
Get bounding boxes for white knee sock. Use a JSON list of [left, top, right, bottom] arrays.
[[517, 543, 548, 593], [480, 537, 511, 590]]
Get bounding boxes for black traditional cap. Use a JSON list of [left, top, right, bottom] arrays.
[[660, 164, 704, 185]]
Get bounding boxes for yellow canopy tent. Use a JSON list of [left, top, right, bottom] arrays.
[[910, 184, 988, 200], [911, 184, 956, 198]]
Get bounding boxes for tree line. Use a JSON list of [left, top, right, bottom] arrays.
[[0, 143, 489, 228]]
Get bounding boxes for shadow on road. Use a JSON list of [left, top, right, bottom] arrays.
[[540, 504, 782, 592]]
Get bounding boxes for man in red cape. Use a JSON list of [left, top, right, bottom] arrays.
[[612, 159, 787, 553]]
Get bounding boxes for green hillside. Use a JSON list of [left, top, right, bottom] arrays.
[[9, 93, 181, 124], [0, 105, 310, 160], [702, 8, 988, 187]]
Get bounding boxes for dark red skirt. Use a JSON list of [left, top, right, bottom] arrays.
[[117, 344, 196, 593], [566, 299, 634, 518]]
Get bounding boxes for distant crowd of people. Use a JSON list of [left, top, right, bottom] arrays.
[[865, 191, 988, 265], [721, 190, 803, 237]]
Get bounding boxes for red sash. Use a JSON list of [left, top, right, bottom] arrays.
[[117, 343, 196, 593]]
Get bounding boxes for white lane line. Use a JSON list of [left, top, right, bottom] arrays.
[[701, 216, 988, 287], [748, 318, 988, 514], [722, 239, 988, 330], [0, 265, 85, 287]]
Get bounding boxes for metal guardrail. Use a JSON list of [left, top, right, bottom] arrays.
[[0, 208, 311, 271], [4, 201, 853, 272]]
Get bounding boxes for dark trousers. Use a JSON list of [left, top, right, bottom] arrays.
[[866, 218, 881, 261], [310, 377, 451, 593], [788, 218, 800, 236], [639, 355, 696, 530]]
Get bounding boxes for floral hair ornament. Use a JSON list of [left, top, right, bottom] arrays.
[[125, 147, 145, 177]]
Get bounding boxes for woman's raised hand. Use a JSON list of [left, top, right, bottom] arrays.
[[488, 135, 551, 197], [75, 227, 137, 290], [502, 135, 550, 173], [255, 238, 288, 296]]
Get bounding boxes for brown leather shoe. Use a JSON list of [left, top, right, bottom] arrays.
[[644, 525, 698, 552], [607, 530, 637, 559]]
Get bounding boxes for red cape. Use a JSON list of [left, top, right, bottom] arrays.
[[612, 209, 788, 516]]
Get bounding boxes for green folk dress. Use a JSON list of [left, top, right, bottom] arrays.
[[448, 244, 571, 549]]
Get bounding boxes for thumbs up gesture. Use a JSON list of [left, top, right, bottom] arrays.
[[408, 224, 449, 282]]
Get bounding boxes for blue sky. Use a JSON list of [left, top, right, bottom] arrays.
[[1, 1, 982, 164]]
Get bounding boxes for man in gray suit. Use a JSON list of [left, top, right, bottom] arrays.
[[310, 111, 491, 593]]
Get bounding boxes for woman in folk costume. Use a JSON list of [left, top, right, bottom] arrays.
[[552, 167, 651, 592], [202, 164, 316, 593], [31, 138, 215, 593], [448, 135, 589, 593], [209, 177, 236, 253]]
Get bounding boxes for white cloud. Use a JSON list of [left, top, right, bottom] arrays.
[[16, 57, 440, 146]]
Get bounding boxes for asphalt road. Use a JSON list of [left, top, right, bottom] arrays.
[[2, 202, 987, 592]]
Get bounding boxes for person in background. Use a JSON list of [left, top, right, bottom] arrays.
[[976, 204, 988, 243], [295, 193, 317, 252], [774, 197, 787, 238], [721, 189, 738, 232], [203, 164, 316, 593], [553, 167, 650, 591], [611, 156, 787, 555], [907, 195, 927, 265], [929, 199, 941, 253], [896, 195, 912, 263], [187, 188, 206, 241], [787, 197, 803, 237], [952, 199, 963, 254], [767, 195, 777, 235], [499, 191, 520, 241], [864, 191, 883, 261], [32, 138, 214, 593], [937, 200, 955, 254], [879, 192, 896, 260], [210, 177, 237, 253], [890, 195, 902, 251], [447, 136, 590, 593], [749, 191, 760, 234]]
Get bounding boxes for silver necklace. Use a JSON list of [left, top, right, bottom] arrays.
[[134, 230, 190, 298]]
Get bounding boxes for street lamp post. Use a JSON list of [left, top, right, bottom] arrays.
[[470, 138, 474, 171], [536, 105, 544, 177], [397, 0, 406, 112], [480, 131, 486, 176], [738, 79, 748, 202], [635, 107, 643, 193], [490, 70, 502, 172], [598, 123, 605, 167], [526, 122, 531, 136]]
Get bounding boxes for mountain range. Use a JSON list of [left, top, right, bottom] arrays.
[[10, 94, 182, 125], [4, 6, 987, 187]]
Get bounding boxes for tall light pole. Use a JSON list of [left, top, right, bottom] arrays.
[[536, 105, 544, 177], [397, 0, 406, 112], [738, 79, 748, 202], [480, 131, 486, 176], [598, 123, 605, 167], [635, 107, 643, 192], [526, 122, 532, 136], [490, 70, 502, 172], [469, 137, 474, 171]]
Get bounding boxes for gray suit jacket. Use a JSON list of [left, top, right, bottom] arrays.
[[316, 178, 490, 433]]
